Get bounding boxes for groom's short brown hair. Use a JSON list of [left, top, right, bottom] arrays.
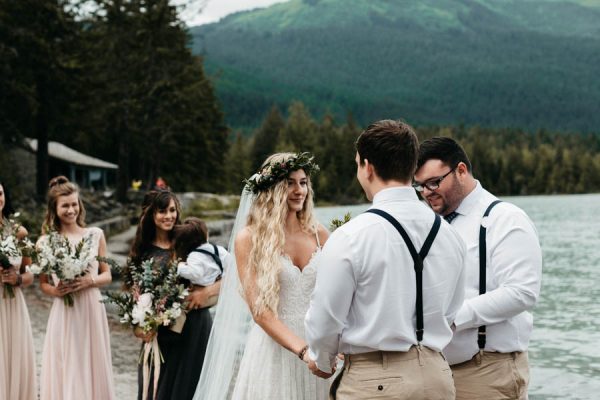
[[355, 119, 419, 182]]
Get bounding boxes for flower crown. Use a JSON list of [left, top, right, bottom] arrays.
[[243, 152, 320, 194]]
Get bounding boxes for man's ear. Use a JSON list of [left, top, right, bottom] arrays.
[[456, 161, 469, 177], [364, 159, 374, 181]]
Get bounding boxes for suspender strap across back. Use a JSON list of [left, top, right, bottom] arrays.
[[365, 209, 442, 343], [191, 243, 223, 273], [478, 200, 502, 349]]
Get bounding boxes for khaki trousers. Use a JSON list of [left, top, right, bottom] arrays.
[[330, 346, 455, 400], [451, 351, 529, 400]]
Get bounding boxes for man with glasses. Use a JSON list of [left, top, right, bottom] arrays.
[[414, 137, 542, 400]]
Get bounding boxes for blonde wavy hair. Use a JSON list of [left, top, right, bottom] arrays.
[[245, 153, 318, 316]]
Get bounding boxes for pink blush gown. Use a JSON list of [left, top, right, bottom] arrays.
[[0, 256, 37, 400], [39, 227, 115, 400]]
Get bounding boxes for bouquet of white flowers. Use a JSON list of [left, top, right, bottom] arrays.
[[0, 219, 36, 299], [104, 257, 189, 400], [105, 258, 189, 333], [31, 231, 95, 306]]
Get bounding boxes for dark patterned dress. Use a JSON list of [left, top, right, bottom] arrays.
[[137, 245, 213, 400]]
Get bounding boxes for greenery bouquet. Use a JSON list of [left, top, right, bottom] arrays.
[[0, 218, 36, 299], [31, 232, 95, 306], [104, 257, 188, 400]]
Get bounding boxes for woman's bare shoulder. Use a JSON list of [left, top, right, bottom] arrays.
[[234, 227, 252, 251], [316, 223, 330, 245]]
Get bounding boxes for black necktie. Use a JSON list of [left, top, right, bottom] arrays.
[[444, 211, 459, 224]]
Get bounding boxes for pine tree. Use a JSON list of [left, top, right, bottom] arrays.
[[250, 105, 284, 170], [0, 0, 81, 199], [84, 0, 228, 196]]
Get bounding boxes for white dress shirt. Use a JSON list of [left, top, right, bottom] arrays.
[[305, 187, 466, 372], [177, 243, 229, 286], [443, 181, 542, 365]]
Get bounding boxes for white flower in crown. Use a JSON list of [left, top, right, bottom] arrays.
[[249, 173, 262, 182]]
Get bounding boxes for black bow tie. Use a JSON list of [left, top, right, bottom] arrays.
[[444, 211, 460, 223]]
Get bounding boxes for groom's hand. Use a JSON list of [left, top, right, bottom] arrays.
[[308, 358, 334, 379]]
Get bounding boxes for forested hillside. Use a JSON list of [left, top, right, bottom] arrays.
[[191, 0, 600, 132], [226, 103, 600, 202]]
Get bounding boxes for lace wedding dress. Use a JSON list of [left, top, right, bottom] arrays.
[[230, 252, 330, 400]]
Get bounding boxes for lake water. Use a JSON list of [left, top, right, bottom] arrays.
[[315, 193, 600, 400]]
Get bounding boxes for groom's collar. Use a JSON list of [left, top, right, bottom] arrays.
[[372, 186, 419, 206]]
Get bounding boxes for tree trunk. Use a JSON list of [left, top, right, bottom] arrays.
[[35, 81, 49, 201], [116, 119, 129, 202]]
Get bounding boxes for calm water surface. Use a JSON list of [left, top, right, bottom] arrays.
[[315, 193, 600, 400]]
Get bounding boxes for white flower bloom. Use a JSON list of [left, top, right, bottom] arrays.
[[138, 293, 154, 308]]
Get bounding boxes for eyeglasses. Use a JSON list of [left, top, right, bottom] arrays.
[[412, 166, 456, 192]]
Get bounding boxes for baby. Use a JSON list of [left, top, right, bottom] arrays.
[[174, 217, 229, 307]]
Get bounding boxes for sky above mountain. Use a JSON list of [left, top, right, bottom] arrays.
[[184, 0, 290, 25]]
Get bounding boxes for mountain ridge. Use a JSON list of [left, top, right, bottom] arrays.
[[190, 0, 600, 132]]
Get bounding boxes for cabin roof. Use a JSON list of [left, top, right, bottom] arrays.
[[26, 138, 118, 170]]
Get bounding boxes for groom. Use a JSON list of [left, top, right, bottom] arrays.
[[305, 120, 466, 399]]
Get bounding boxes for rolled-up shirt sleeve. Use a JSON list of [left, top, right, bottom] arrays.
[[305, 230, 357, 372], [454, 210, 542, 331]]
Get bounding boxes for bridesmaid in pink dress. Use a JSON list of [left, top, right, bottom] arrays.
[[38, 176, 115, 400], [0, 180, 36, 400]]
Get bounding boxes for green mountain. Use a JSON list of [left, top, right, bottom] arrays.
[[190, 0, 600, 132]]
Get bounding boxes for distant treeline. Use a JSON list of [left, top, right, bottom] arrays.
[[226, 102, 600, 204]]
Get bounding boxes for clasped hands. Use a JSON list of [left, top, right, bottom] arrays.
[[53, 275, 95, 297], [0, 266, 19, 286], [302, 350, 341, 379]]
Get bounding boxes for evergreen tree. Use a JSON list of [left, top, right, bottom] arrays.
[[0, 0, 81, 199], [250, 105, 284, 170], [225, 133, 252, 193], [84, 0, 228, 197]]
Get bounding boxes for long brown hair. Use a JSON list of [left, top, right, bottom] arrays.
[[42, 176, 86, 233], [128, 190, 181, 266]]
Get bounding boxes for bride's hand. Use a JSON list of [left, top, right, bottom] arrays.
[[307, 357, 335, 379]]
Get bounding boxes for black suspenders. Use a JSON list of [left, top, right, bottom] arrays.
[[365, 209, 442, 343], [477, 200, 502, 350], [191, 243, 223, 273]]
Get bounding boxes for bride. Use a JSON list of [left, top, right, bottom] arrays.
[[194, 152, 330, 400]]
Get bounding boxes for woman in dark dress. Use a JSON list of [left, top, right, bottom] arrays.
[[171, 218, 224, 400], [127, 190, 219, 400], [128, 190, 182, 400]]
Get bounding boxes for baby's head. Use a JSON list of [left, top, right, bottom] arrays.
[[174, 217, 209, 259]]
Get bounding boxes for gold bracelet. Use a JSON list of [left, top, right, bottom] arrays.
[[91, 276, 96, 287]]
